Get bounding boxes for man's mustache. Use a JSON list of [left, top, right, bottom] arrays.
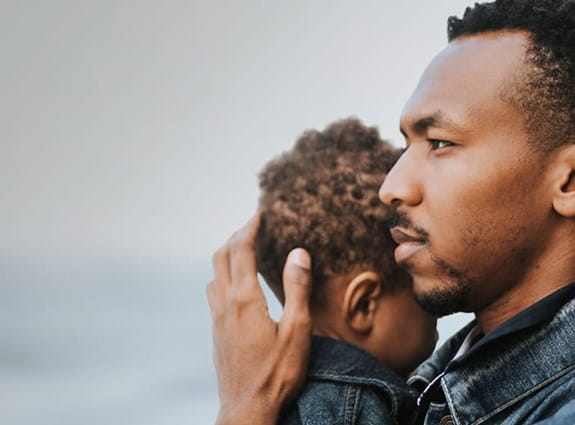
[[386, 212, 430, 243]]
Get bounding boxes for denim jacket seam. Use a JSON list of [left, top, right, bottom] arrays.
[[343, 384, 361, 425], [462, 363, 575, 425], [440, 377, 461, 425], [308, 372, 401, 416], [308, 370, 401, 391]]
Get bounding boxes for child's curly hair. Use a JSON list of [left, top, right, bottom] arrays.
[[255, 118, 403, 307]]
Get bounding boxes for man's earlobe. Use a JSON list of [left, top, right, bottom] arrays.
[[552, 145, 575, 217], [342, 272, 382, 335]]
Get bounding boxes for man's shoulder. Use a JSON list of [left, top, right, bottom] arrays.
[[520, 369, 575, 423], [532, 399, 575, 425]]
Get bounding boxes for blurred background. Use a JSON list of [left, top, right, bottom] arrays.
[[1, 1, 473, 424]]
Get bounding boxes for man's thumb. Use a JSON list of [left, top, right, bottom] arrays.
[[280, 248, 312, 328]]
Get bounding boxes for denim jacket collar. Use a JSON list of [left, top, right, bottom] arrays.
[[407, 321, 476, 392], [409, 284, 575, 425], [457, 281, 575, 365], [308, 335, 416, 419]]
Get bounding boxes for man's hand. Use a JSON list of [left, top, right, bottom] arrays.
[[206, 215, 313, 425]]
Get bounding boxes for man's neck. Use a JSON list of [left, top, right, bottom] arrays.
[[476, 239, 575, 334]]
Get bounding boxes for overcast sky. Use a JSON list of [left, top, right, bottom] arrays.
[[2, 1, 481, 422], [1, 0, 475, 270]]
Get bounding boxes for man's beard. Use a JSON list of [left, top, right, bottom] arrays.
[[387, 211, 474, 317], [411, 255, 474, 317]]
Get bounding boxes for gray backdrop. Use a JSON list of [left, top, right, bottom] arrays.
[[1, 1, 473, 424]]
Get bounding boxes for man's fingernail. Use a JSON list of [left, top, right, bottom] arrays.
[[288, 248, 310, 270]]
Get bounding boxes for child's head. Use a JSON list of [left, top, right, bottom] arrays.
[[255, 118, 437, 376]]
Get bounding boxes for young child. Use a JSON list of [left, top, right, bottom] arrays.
[[255, 118, 437, 425]]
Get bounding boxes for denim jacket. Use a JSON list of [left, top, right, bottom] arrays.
[[409, 288, 575, 425], [279, 335, 416, 425]]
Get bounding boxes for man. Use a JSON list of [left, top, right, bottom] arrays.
[[207, 0, 575, 424]]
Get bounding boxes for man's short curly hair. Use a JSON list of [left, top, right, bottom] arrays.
[[447, 0, 575, 153], [255, 118, 403, 307]]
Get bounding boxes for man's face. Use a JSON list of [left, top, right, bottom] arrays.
[[379, 32, 556, 317]]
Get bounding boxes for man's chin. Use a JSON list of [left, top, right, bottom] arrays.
[[409, 256, 475, 317], [414, 292, 465, 317], [412, 279, 473, 317]]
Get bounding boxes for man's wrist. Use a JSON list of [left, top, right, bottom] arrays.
[[216, 399, 280, 425]]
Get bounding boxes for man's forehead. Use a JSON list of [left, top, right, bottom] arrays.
[[400, 31, 529, 133]]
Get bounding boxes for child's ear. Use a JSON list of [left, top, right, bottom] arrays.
[[551, 144, 575, 217], [341, 271, 382, 335]]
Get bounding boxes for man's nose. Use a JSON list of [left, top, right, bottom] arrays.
[[378, 149, 423, 209]]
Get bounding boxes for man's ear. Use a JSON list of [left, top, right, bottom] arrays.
[[341, 271, 382, 335], [551, 144, 575, 217]]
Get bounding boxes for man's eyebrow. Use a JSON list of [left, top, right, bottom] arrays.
[[400, 111, 465, 136]]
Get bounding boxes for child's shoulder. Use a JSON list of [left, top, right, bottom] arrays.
[[276, 336, 417, 425], [306, 335, 413, 396]]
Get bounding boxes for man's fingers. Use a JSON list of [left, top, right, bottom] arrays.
[[279, 248, 312, 335], [212, 245, 231, 292], [230, 214, 261, 292], [206, 281, 222, 320]]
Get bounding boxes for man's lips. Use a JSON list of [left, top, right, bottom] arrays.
[[389, 227, 425, 263], [389, 227, 424, 244]]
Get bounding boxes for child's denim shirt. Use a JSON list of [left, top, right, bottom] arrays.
[[279, 335, 417, 425]]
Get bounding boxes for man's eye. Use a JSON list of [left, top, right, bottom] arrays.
[[428, 139, 453, 150]]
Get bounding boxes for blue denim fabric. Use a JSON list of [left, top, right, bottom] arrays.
[[408, 296, 575, 425], [279, 335, 417, 425], [532, 399, 575, 424]]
